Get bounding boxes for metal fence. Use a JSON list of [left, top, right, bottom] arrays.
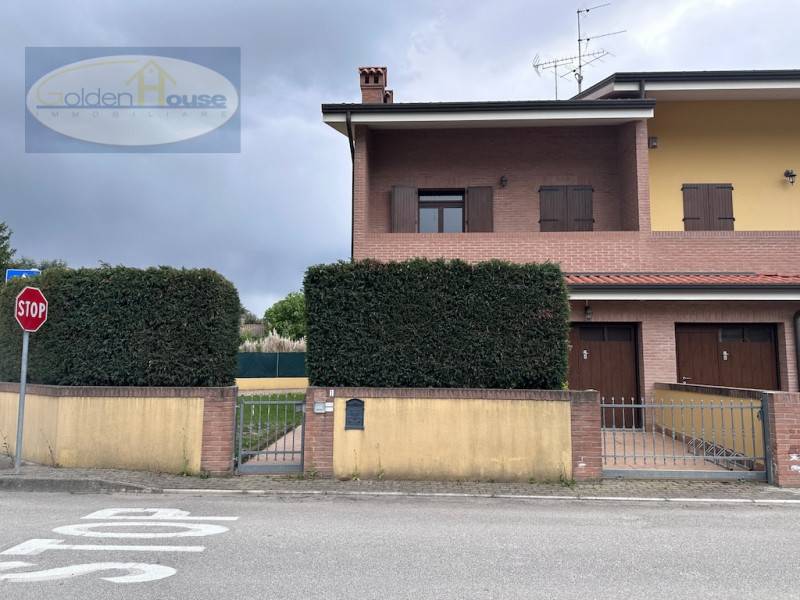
[[237, 352, 307, 378], [601, 396, 767, 480], [235, 394, 305, 474]]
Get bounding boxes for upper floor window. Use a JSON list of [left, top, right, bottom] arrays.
[[390, 186, 493, 233], [419, 191, 464, 233], [538, 185, 594, 232], [682, 183, 734, 231]]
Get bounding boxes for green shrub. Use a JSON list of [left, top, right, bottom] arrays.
[[0, 266, 240, 387], [304, 259, 569, 389]]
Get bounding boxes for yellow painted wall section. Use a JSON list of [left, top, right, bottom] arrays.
[[648, 101, 800, 230], [236, 377, 308, 391], [0, 391, 204, 473], [332, 397, 572, 482], [652, 388, 764, 461]]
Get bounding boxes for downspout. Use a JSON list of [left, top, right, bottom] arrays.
[[346, 111, 355, 261], [794, 311, 800, 389], [638, 79, 646, 98]]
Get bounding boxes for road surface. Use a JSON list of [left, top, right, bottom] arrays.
[[0, 491, 797, 599]]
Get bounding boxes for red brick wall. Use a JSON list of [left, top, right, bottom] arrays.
[[569, 301, 799, 394], [766, 392, 800, 487], [303, 387, 335, 477], [570, 390, 603, 481], [365, 125, 636, 235], [200, 387, 237, 476]]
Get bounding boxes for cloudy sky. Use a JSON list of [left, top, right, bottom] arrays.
[[3, 0, 797, 313]]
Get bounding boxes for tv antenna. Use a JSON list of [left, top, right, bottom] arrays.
[[533, 50, 607, 100], [576, 3, 625, 93]]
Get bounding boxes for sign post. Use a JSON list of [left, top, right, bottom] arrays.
[[13, 286, 48, 474]]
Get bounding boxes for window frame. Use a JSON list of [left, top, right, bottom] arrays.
[[418, 189, 465, 233]]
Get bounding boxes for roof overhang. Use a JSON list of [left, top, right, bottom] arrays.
[[569, 288, 800, 301], [322, 99, 654, 134], [575, 70, 800, 101]]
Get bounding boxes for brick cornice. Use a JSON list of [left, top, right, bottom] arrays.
[[0, 382, 237, 400], [312, 386, 594, 402]]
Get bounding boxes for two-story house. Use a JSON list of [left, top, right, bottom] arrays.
[[322, 67, 800, 400]]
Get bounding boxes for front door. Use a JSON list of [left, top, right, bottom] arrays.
[[676, 324, 779, 390], [568, 324, 640, 427]]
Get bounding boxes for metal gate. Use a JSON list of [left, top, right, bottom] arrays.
[[601, 395, 769, 481], [235, 394, 305, 474]]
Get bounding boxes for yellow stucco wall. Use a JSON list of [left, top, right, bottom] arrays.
[[235, 377, 308, 391], [0, 391, 204, 473], [332, 396, 572, 482], [652, 388, 764, 460], [648, 100, 800, 230]]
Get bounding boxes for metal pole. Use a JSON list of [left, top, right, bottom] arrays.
[[14, 330, 29, 474], [576, 10, 583, 93]]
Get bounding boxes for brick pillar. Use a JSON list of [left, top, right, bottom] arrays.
[[303, 387, 335, 477], [200, 387, 237, 476], [570, 390, 602, 481], [765, 392, 800, 487]]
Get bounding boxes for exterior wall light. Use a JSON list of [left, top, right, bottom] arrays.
[[647, 136, 658, 149], [499, 175, 508, 187], [584, 303, 592, 322], [784, 169, 797, 185]]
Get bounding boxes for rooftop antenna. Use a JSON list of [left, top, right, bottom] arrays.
[[576, 3, 625, 93], [533, 50, 607, 100]]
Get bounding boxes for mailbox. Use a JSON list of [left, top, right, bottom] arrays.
[[345, 399, 364, 430]]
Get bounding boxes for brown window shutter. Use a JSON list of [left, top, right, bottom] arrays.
[[465, 186, 493, 232], [567, 186, 594, 231], [709, 184, 735, 231], [681, 184, 705, 231], [539, 186, 567, 232], [391, 186, 418, 232]]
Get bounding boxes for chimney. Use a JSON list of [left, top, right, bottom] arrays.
[[359, 66, 393, 104]]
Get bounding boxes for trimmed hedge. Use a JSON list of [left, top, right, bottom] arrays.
[[304, 259, 570, 389], [0, 266, 241, 387]]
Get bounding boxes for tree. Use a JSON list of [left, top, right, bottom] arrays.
[[264, 291, 306, 340], [0, 222, 14, 272], [12, 257, 68, 271]]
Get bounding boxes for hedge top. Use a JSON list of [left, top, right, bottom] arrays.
[[0, 266, 241, 387], [304, 258, 570, 389]]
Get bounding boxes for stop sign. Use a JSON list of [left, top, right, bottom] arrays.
[[15, 286, 48, 332]]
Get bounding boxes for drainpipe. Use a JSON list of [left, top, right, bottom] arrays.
[[346, 111, 355, 261], [794, 311, 800, 388], [638, 79, 646, 98]]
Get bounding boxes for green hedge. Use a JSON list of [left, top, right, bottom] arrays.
[[0, 266, 240, 387], [304, 259, 569, 389]]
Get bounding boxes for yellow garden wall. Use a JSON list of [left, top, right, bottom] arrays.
[[332, 395, 572, 482], [0, 390, 204, 473], [648, 100, 800, 231], [236, 377, 308, 391]]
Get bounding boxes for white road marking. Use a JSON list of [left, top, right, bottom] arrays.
[[52, 521, 228, 538], [0, 561, 176, 583], [1, 539, 205, 555], [82, 508, 238, 521]]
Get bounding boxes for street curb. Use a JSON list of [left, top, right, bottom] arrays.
[[0, 477, 159, 494], [160, 488, 800, 505]]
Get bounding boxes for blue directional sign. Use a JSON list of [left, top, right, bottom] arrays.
[[5, 269, 41, 283]]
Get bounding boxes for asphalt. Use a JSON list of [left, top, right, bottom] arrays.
[[0, 491, 798, 599]]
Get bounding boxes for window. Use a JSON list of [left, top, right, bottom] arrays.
[[538, 185, 594, 232], [682, 184, 734, 231], [418, 191, 464, 233]]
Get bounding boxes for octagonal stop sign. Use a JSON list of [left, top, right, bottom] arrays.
[[15, 286, 48, 332]]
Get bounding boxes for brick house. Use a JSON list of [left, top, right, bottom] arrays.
[[321, 67, 800, 400]]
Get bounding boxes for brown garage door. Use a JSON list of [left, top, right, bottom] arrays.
[[676, 324, 779, 390], [569, 324, 640, 427]]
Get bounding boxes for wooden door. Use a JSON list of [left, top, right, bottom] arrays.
[[569, 324, 640, 427], [676, 324, 779, 390]]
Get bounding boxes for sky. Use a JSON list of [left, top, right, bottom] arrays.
[[2, 0, 797, 313]]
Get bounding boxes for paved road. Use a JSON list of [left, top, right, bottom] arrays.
[[0, 491, 798, 599]]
